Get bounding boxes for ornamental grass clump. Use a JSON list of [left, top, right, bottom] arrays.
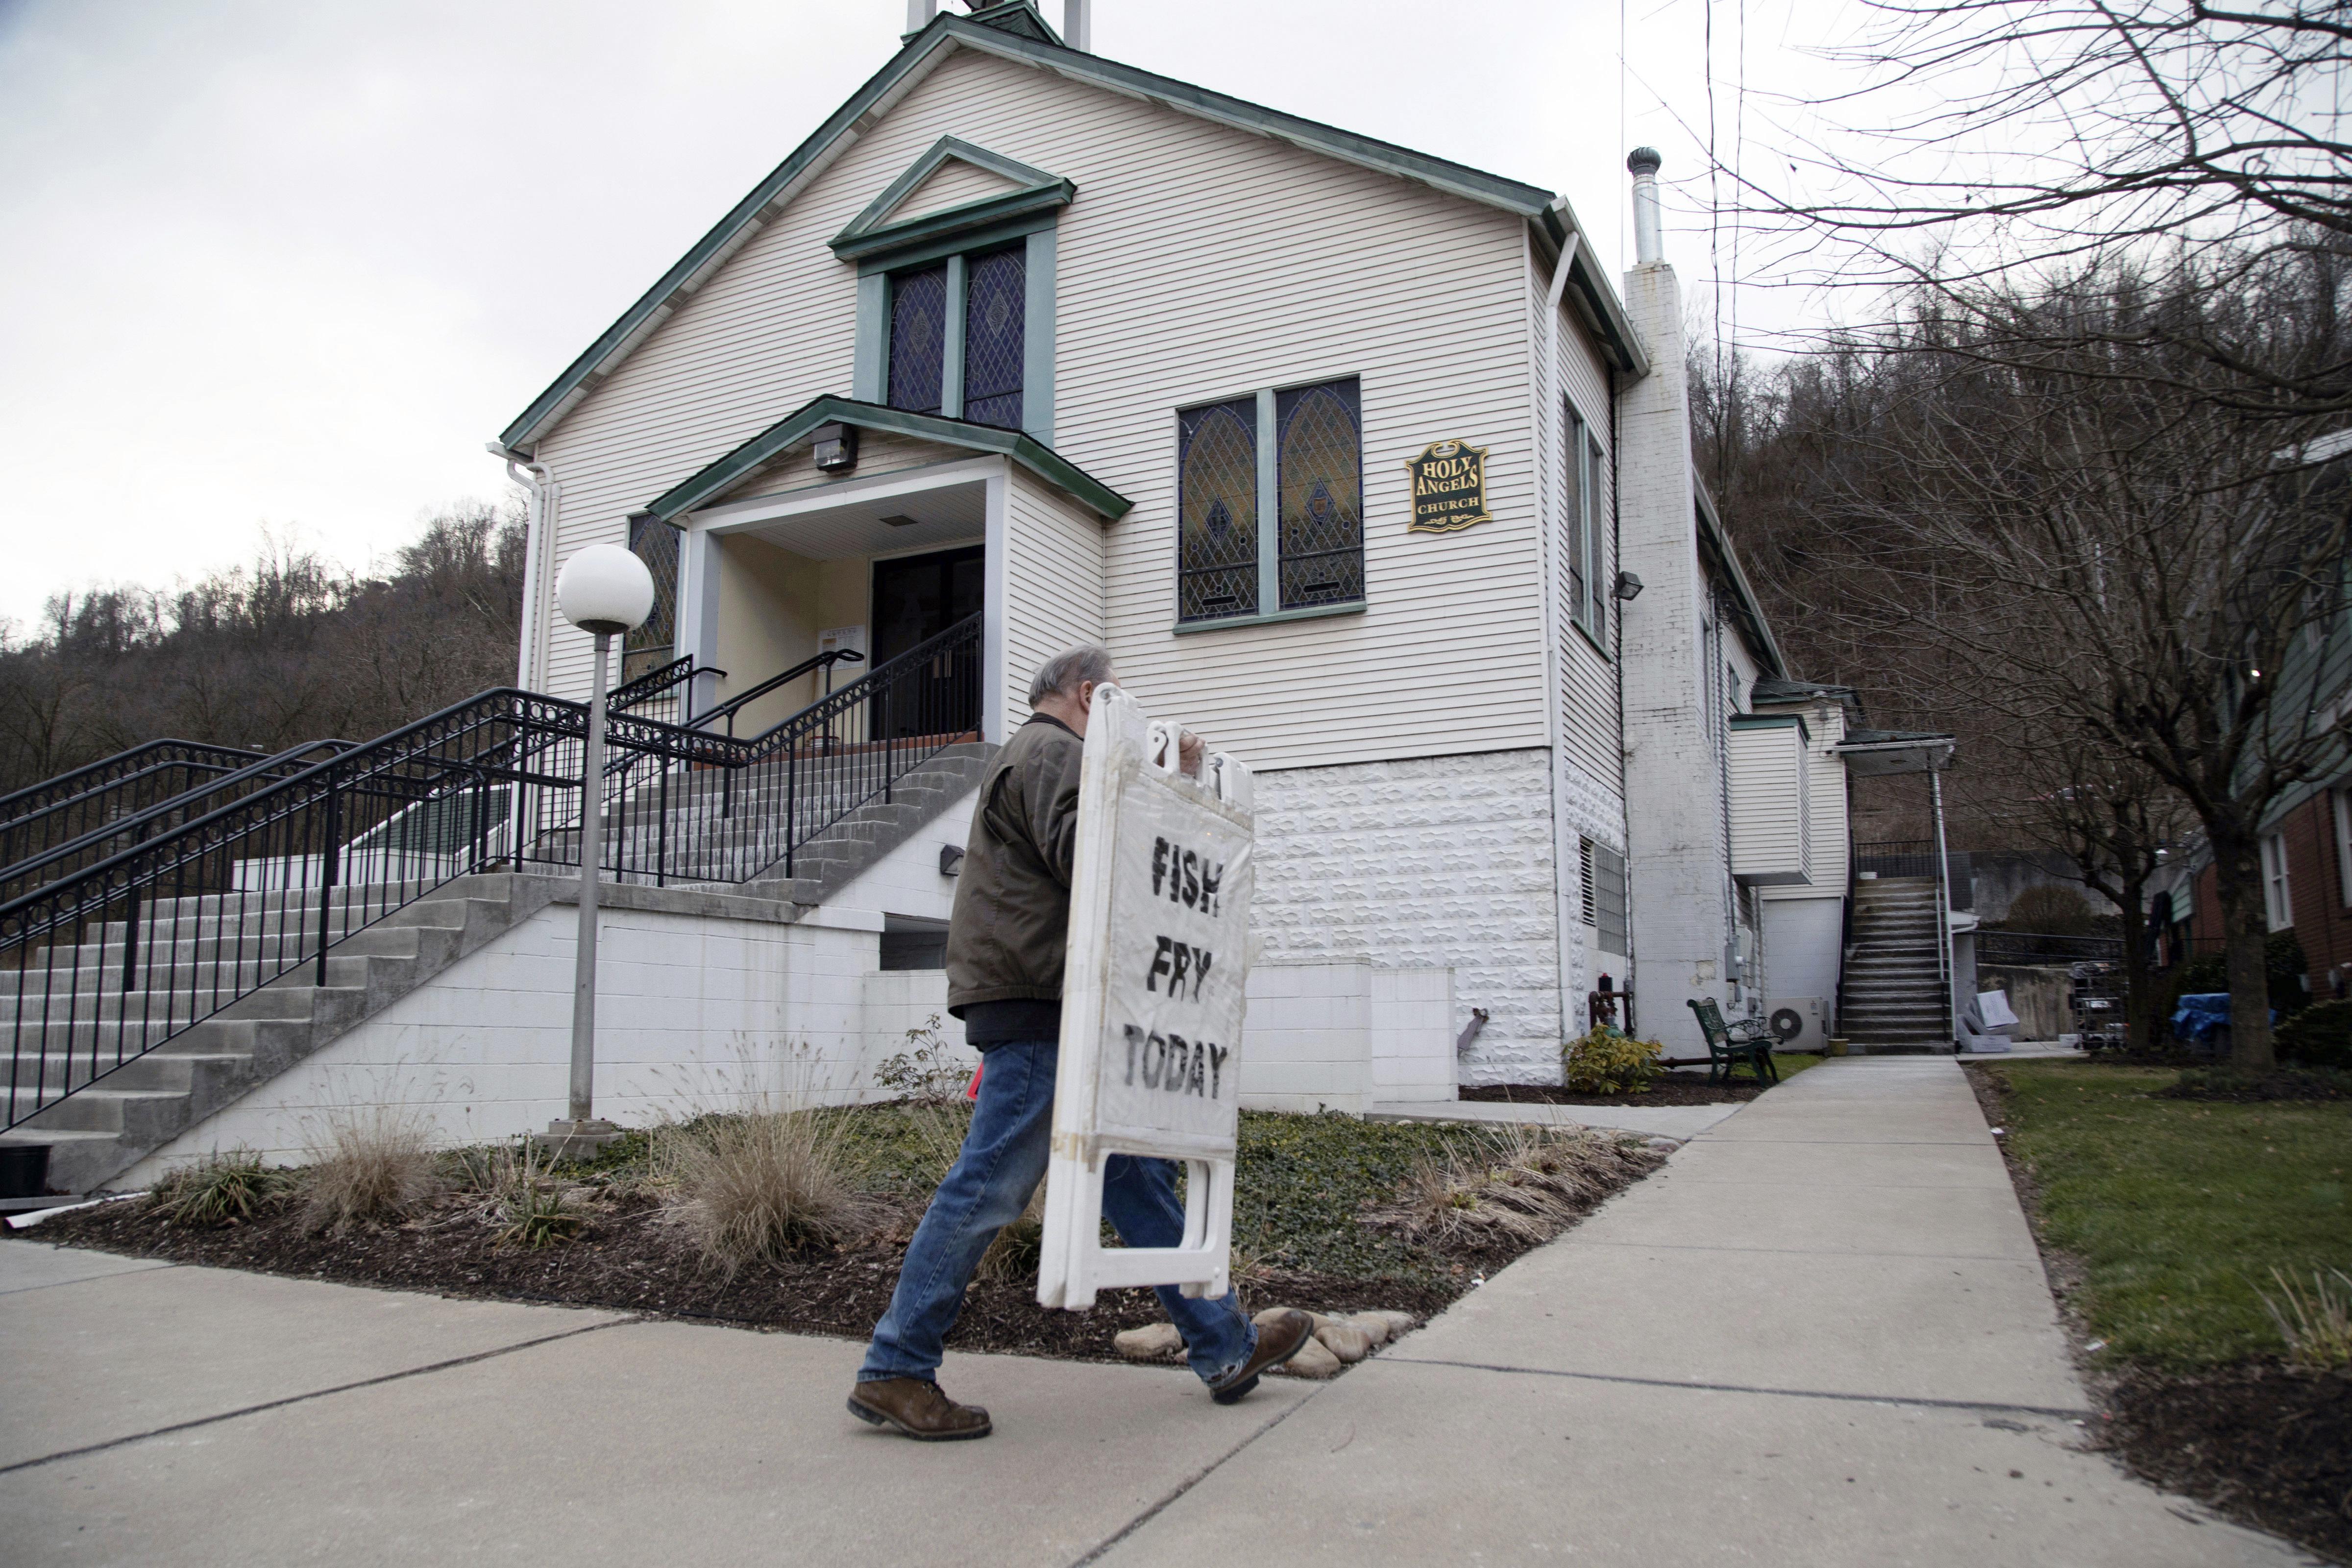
[[298, 1111, 443, 1234], [151, 1151, 293, 1226], [1383, 1125, 1661, 1246], [1560, 1027, 1665, 1094], [2259, 1267, 2352, 1370], [486, 1142, 584, 1250], [657, 1107, 876, 1274]]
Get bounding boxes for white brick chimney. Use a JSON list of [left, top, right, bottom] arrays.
[[1614, 147, 1736, 1052]]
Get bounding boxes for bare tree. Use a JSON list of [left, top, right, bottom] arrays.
[[1730, 0, 2352, 417]]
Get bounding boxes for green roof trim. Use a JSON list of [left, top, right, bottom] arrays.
[[643, 395, 1131, 522], [828, 136, 1077, 266], [496, 12, 1651, 454], [1729, 712, 1810, 743]]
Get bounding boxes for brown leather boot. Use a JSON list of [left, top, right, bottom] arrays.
[[847, 1378, 993, 1441], [1209, 1309, 1314, 1405]]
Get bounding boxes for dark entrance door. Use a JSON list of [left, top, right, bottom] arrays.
[[868, 545, 983, 739]]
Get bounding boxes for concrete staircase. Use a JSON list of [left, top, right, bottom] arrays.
[[0, 744, 987, 1194], [1837, 875, 1952, 1053]]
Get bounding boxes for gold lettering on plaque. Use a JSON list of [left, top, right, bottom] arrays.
[[1404, 440, 1492, 534]]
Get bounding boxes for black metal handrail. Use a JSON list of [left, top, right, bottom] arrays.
[[609, 655, 723, 716], [686, 647, 866, 736], [4, 614, 986, 1132], [1, 740, 357, 906], [0, 740, 276, 870]]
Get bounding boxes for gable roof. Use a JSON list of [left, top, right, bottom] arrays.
[[829, 135, 1072, 263], [642, 394, 1131, 522], [494, 9, 1645, 457]]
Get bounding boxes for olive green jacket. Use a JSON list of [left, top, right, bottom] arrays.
[[945, 714, 1084, 1015]]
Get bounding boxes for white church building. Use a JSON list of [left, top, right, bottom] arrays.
[[4, 0, 1899, 1191]]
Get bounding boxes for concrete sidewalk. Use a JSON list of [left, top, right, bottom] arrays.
[[0, 1059, 2314, 1566]]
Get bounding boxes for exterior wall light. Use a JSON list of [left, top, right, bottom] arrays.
[[1614, 571, 1645, 601], [545, 542, 657, 1159], [812, 421, 859, 472]]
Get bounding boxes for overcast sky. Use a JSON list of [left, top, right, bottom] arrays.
[[0, 0, 1857, 631]]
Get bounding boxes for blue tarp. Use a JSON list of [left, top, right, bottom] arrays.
[[2171, 993, 2279, 1046]]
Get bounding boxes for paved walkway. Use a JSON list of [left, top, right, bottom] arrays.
[[1367, 1096, 1741, 1138], [0, 1059, 2313, 1566]]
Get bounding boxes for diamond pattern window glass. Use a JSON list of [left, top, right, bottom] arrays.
[[1275, 379, 1363, 610], [1177, 399, 1259, 621], [961, 247, 1026, 430], [623, 513, 682, 683], [887, 265, 947, 415]]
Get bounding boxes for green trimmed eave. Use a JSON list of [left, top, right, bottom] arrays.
[[831, 179, 1074, 266], [643, 395, 1131, 523], [495, 10, 1607, 455], [1693, 477, 1788, 679], [1536, 204, 1650, 377], [831, 134, 1067, 255], [1729, 711, 1810, 743]]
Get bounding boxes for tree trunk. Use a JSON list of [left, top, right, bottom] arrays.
[[2212, 836, 2275, 1070], [2119, 866, 2164, 1054]]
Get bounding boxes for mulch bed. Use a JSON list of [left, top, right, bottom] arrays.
[[2095, 1362, 2352, 1561], [19, 1190, 1500, 1366], [1964, 1064, 2352, 1563], [1460, 1076, 1771, 1108]]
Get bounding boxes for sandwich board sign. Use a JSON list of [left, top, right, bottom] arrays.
[[1037, 684, 1252, 1311]]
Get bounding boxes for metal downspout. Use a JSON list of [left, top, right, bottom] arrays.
[[498, 448, 559, 692], [1930, 765, 1956, 1050]]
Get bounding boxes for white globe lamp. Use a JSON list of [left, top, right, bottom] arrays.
[[543, 541, 658, 1159]]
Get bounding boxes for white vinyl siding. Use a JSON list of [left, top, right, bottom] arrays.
[[896, 156, 1022, 220], [1001, 468, 1106, 728], [2262, 831, 2295, 929], [1757, 699, 1851, 901], [1534, 263, 1619, 791], [1726, 719, 1812, 886], [530, 45, 1579, 772]]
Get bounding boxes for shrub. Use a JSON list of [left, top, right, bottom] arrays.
[[2007, 883, 2095, 930], [297, 1111, 443, 1234], [151, 1151, 292, 1226], [2275, 999, 2352, 1070], [1382, 1125, 1661, 1246], [874, 1015, 972, 1105], [2259, 1268, 2352, 1370], [2163, 930, 2310, 1025], [1561, 1028, 1664, 1094], [488, 1143, 584, 1249], [657, 1108, 876, 1274]]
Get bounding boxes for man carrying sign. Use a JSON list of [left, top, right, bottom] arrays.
[[850, 645, 1313, 1441]]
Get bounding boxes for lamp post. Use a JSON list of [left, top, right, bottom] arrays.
[[540, 543, 656, 1160]]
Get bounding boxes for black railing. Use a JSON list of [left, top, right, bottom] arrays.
[[1855, 839, 1974, 909], [0, 740, 273, 871], [687, 647, 866, 737], [1979, 930, 2127, 967], [1, 740, 355, 907], [3, 613, 985, 1131], [609, 655, 717, 717]]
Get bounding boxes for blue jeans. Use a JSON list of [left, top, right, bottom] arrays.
[[859, 1037, 1256, 1387]]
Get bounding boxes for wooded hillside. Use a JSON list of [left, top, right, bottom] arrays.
[[0, 500, 526, 797]]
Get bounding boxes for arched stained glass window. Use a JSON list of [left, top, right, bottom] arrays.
[[887, 265, 947, 415], [1177, 399, 1259, 621], [1276, 379, 1363, 609], [961, 248, 1026, 430]]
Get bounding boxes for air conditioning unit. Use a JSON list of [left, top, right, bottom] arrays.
[[1765, 996, 1831, 1051]]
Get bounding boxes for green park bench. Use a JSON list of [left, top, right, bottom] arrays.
[[1686, 997, 1780, 1087]]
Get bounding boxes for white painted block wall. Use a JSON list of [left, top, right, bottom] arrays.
[[1236, 961, 1454, 1114], [1249, 749, 1562, 1084]]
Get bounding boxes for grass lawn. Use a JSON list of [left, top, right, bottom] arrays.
[[1769, 1052, 1824, 1081], [1992, 1059, 2352, 1366]]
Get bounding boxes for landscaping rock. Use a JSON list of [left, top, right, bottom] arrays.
[[1354, 1309, 1418, 1339], [1253, 1305, 1335, 1330], [1114, 1323, 1184, 1360], [1273, 1337, 1343, 1378], [1315, 1320, 1375, 1362], [1340, 1312, 1393, 1346]]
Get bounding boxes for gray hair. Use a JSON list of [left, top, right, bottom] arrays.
[[1028, 643, 1115, 706]]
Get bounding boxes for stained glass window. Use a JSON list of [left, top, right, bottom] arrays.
[[1276, 379, 1363, 610], [622, 513, 682, 683], [961, 247, 1026, 430], [887, 265, 947, 415], [1176, 399, 1259, 621]]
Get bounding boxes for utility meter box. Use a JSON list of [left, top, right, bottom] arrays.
[[1036, 685, 1254, 1311]]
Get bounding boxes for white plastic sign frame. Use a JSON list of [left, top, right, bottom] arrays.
[[1036, 684, 1253, 1311]]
